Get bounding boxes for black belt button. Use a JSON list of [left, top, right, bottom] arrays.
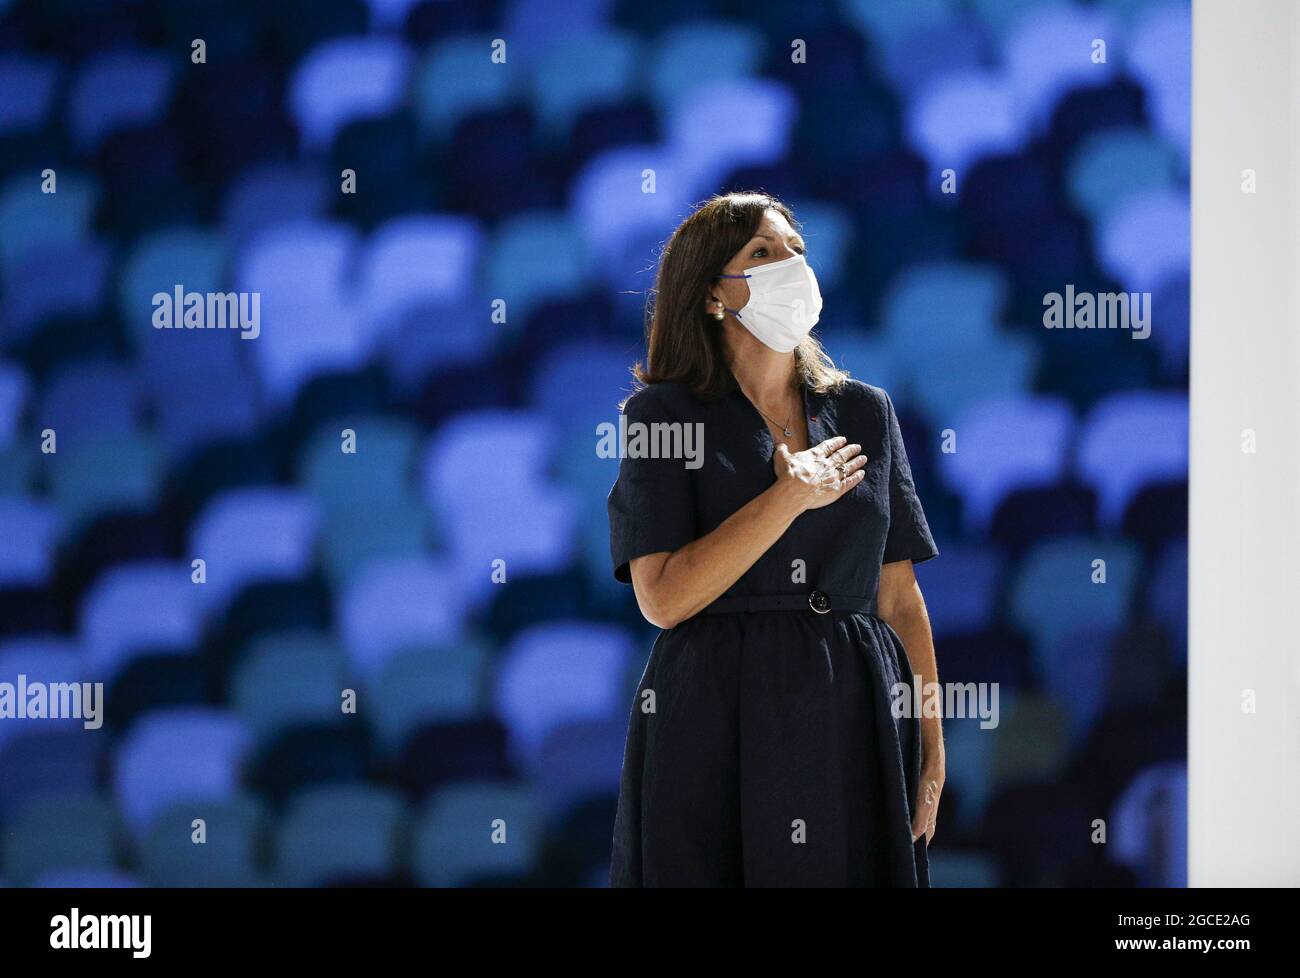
[[808, 590, 830, 614]]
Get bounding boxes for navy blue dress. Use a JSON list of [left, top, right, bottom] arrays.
[[606, 377, 939, 887]]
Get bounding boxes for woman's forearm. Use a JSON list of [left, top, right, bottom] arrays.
[[889, 599, 944, 748], [632, 480, 806, 628]]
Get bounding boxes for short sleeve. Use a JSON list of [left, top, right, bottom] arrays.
[[881, 391, 939, 565], [606, 387, 698, 584]]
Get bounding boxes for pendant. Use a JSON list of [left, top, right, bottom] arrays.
[[783, 427, 793, 437]]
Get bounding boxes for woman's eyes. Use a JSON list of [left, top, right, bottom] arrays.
[[750, 245, 807, 258]]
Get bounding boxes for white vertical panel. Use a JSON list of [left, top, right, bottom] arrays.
[[1190, 0, 1300, 885]]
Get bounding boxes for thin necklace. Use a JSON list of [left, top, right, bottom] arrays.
[[751, 397, 797, 438]]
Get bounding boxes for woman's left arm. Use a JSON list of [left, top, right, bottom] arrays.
[[877, 559, 945, 844]]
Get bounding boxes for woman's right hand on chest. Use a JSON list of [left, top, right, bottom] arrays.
[[772, 435, 868, 511]]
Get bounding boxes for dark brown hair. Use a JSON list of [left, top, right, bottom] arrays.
[[627, 191, 849, 403]]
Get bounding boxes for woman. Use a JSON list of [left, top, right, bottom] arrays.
[[606, 192, 944, 887]]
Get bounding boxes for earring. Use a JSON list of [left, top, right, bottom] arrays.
[[711, 303, 725, 320]]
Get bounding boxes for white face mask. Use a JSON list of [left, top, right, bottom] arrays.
[[717, 253, 823, 353]]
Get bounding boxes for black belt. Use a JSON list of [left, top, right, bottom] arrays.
[[700, 590, 876, 617]]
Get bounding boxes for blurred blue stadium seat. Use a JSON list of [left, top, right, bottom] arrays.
[[412, 781, 542, 886], [0, 637, 87, 750], [666, 78, 798, 199], [988, 692, 1070, 791], [3, 793, 117, 886], [531, 30, 639, 141], [1037, 626, 1115, 746], [647, 21, 764, 117], [906, 339, 1039, 428], [118, 227, 226, 348], [0, 730, 102, 824], [879, 20, 982, 98], [881, 261, 1009, 356], [288, 37, 413, 151], [940, 714, 997, 830], [325, 495, 430, 588], [422, 410, 578, 603], [529, 338, 633, 434], [784, 201, 855, 292], [968, 0, 1040, 40], [1002, 4, 1117, 129], [363, 0, 424, 32], [0, 496, 59, 587], [221, 163, 330, 249], [493, 621, 633, 771], [532, 718, 625, 815], [1095, 188, 1190, 293], [0, 448, 29, 497], [38, 359, 140, 441], [1067, 127, 1179, 224], [1126, 3, 1191, 166], [373, 639, 489, 753], [1008, 537, 1141, 655], [0, 360, 28, 444], [5, 240, 109, 339], [67, 49, 174, 153], [504, 0, 613, 58], [145, 355, 262, 460], [236, 220, 363, 406], [300, 414, 419, 509], [0, 54, 59, 134], [140, 795, 267, 887], [190, 487, 319, 613], [299, 414, 430, 584], [840, 0, 958, 55], [1077, 391, 1187, 527], [231, 630, 347, 745], [337, 555, 465, 680], [938, 395, 1074, 531], [275, 782, 406, 886], [412, 35, 518, 141], [113, 708, 250, 836], [823, 333, 902, 397], [49, 431, 163, 538], [913, 543, 1004, 639], [1111, 761, 1186, 887], [0, 173, 98, 278], [358, 214, 482, 342], [483, 211, 592, 326], [81, 561, 201, 680], [906, 70, 1027, 175], [571, 143, 697, 280]]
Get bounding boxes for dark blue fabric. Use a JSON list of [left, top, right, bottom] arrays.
[[606, 378, 937, 886]]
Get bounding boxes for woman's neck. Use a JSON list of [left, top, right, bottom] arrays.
[[725, 328, 800, 414]]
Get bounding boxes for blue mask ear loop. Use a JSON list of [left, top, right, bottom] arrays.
[[714, 272, 750, 320]]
